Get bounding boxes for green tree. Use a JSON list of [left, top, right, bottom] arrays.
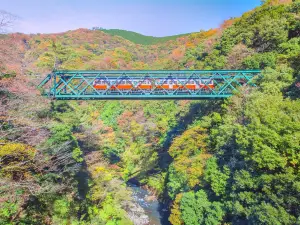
[[180, 190, 224, 225]]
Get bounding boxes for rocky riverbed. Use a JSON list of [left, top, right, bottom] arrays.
[[127, 183, 170, 225]]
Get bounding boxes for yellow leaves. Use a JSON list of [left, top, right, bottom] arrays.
[[168, 126, 211, 188], [169, 193, 184, 225], [37, 40, 52, 50], [173, 153, 212, 188], [130, 120, 144, 137], [0, 141, 36, 180], [91, 165, 113, 181], [61, 57, 84, 70], [132, 61, 149, 70], [169, 126, 208, 158], [290, 159, 298, 167], [0, 141, 36, 160], [90, 111, 100, 120], [94, 166, 106, 174]]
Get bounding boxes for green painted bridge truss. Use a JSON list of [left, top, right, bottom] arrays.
[[38, 70, 261, 100]]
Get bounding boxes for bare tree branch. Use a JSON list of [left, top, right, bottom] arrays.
[[0, 10, 17, 34]]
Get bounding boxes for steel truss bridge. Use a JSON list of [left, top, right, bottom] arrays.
[[38, 70, 261, 100]]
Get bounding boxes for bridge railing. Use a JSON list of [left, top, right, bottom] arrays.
[[38, 70, 261, 100]]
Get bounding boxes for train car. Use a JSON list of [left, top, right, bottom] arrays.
[[93, 79, 108, 90], [111, 80, 133, 90], [156, 79, 172, 90], [93, 79, 134, 91], [176, 79, 197, 90], [199, 79, 214, 89], [156, 78, 211, 90], [136, 79, 152, 90]]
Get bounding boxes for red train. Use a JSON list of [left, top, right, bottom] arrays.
[[93, 78, 214, 91]]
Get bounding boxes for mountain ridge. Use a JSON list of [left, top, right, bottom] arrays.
[[95, 28, 193, 45]]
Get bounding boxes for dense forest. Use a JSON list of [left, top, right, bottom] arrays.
[[0, 0, 300, 224], [93, 28, 191, 45]]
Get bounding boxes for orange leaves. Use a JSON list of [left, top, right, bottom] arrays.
[[263, 0, 292, 6], [103, 56, 113, 64], [220, 19, 237, 31], [171, 48, 185, 61], [204, 29, 218, 38], [185, 41, 195, 49]]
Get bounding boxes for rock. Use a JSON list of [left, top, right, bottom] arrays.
[[145, 195, 157, 202], [126, 202, 150, 225]]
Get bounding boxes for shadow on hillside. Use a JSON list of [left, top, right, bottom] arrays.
[[159, 100, 223, 170], [75, 133, 101, 220], [156, 100, 223, 224]]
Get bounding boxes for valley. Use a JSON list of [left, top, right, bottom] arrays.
[[1, 0, 300, 224]]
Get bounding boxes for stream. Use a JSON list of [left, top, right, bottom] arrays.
[[76, 165, 171, 224], [128, 183, 171, 225]]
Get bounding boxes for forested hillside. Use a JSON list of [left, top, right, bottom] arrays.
[[96, 28, 191, 45], [1, 0, 300, 224]]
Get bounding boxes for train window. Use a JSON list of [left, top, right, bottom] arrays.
[[164, 81, 167, 84], [170, 81, 173, 84], [190, 80, 195, 84], [174, 81, 177, 84]]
